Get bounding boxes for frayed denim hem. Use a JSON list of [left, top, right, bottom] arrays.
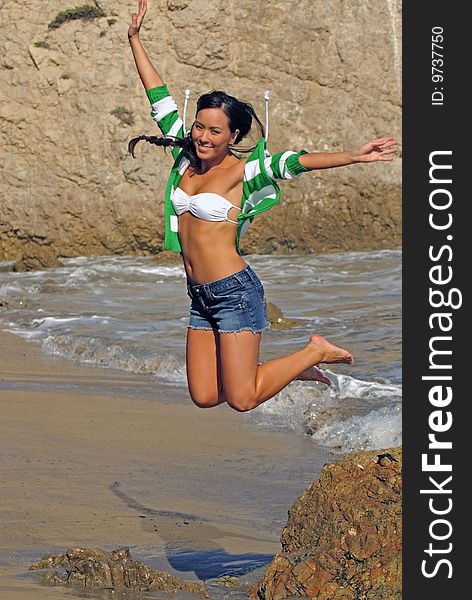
[[218, 325, 270, 334], [187, 325, 270, 334]]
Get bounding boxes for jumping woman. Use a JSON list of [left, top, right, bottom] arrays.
[[127, 0, 398, 412]]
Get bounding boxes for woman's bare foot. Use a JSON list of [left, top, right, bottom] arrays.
[[296, 365, 332, 386], [308, 334, 353, 365]]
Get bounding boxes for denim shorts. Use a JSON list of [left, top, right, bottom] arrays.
[[186, 264, 270, 334]]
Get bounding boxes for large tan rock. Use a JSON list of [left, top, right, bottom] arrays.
[[1, 0, 401, 269], [250, 447, 402, 599]]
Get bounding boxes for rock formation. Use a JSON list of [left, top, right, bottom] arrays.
[[267, 302, 298, 329], [29, 546, 211, 598], [27, 448, 402, 599], [1, 0, 401, 269], [250, 447, 402, 599]]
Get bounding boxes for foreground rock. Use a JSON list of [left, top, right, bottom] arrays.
[[30, 546, 211, 598], [250, 447, 402, 600], [267, 302, 298, 330], [1, 0, 401, 269]]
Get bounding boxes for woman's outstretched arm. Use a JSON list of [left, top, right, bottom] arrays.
[[128, 0, 164, 90], [299, 136, 398, 170]]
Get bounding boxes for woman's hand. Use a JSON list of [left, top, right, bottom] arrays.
[[128, 0, 148, 39], [128, 0, 164, 88], [351, 136, 399, 163]]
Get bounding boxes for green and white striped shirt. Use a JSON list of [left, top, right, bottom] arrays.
[[146, 85, 308, 253]]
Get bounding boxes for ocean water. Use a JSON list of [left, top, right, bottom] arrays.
[[0, 249, 401, 453]]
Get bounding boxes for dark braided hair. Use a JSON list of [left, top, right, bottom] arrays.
[[128, 90, 264, 169], [128, 134, 178, 158]]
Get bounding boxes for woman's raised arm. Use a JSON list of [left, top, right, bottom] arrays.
[[128, 0, 164, 90], [299, 136, 398, 171]]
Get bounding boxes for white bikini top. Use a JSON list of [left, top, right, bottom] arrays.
[[172, 187, 241, 224]]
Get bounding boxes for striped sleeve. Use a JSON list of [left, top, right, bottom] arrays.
[[263, 150, 309, 180], [145, 85, 185, 160]]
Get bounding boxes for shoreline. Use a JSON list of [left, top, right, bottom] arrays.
[[0, 326, 332, 597]]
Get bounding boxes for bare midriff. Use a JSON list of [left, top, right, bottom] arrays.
[[178, 157, 247, 285], [179, 211, 246, 284]]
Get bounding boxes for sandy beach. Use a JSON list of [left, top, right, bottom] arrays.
[[0, 327, 332, 598]]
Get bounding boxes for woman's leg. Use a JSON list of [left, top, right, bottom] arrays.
[[295, 364, 333, 385], [186, 328, 227, 408], [258, 363, 332, 385], [218, 332, 352, 412]]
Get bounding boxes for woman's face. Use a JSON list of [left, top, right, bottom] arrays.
[[191, 108, 238, 161]]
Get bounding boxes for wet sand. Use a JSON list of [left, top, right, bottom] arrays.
[[0, 327, 330, 598]]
